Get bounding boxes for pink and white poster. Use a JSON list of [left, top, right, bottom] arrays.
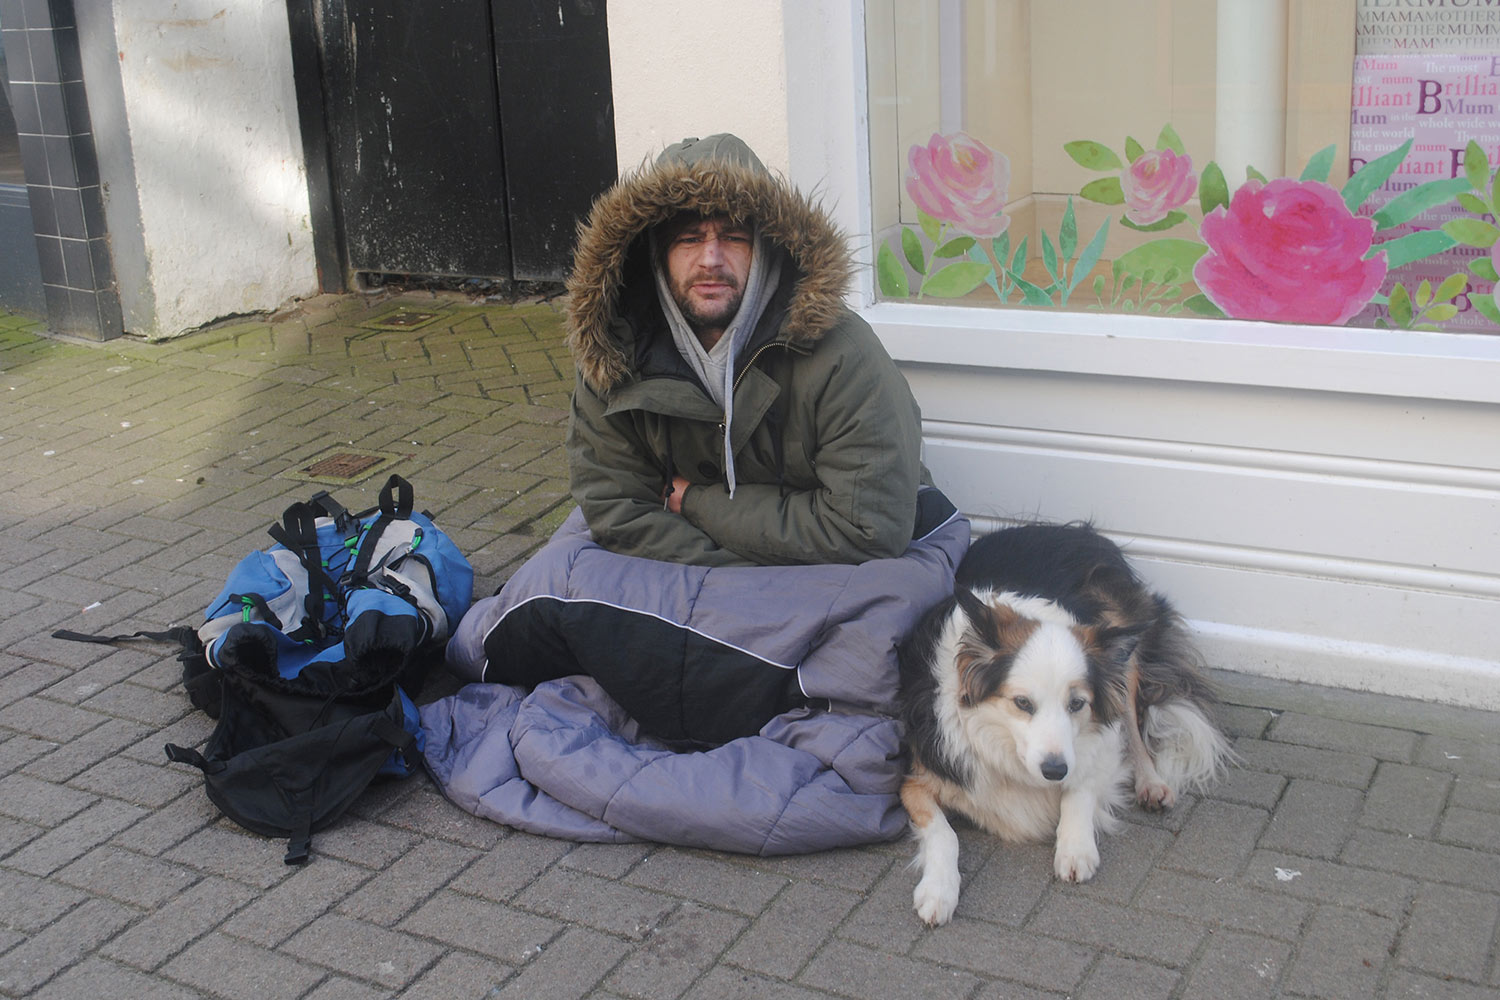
[[1352, 0, 1500, 331]]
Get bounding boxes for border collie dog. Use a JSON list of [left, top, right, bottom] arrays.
[[898, 522, 1230, 926]]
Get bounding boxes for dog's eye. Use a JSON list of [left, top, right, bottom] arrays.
[[1013, 696, 1035, 715], [1068, 696, 1088, 713]]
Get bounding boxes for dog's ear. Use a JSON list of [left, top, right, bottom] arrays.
[[1093, 621, 1150, 664], [954, 591, 1030, 708], [954, 587, 999, 646], [1074, 621, 1146, 724]]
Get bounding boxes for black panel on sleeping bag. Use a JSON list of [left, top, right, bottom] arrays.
[[481, 597, 809, 746]]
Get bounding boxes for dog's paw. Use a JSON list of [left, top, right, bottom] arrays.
[[1053, 840, 1100, 882], [1136, 777, 1176, 811], [912, 872, 960, 926]]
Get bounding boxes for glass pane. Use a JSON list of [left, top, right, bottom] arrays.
[[865, 0, 1500, 334]]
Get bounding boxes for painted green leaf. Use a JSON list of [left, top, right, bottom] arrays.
[[1374, 229, 1458, 269], [1456, 192, 1492, 217], [1125, 136, 1144, 163], [1064, 140, 1122, 171], [1068, 219, 1112, 296], [1343, 139, 1414, 212], [1007, 271, 1055, 307], [1080, 177, 1125, 205], [917, 210, 941, 244], [1156, 124, 1185, 155], [933, 236, 977, 258], [967, 244, 1003, 296], [876, 243, 910, 298], [921, 261, 991, 297], [1369, 292, 1389, 306], [1011, 236, 1029, 275], [1473, 292, 1500, 325], [1425, 304, 1459, 323], [1060, 198, 1078, 261], [1464, 140, 1490, 194], [1435, 272, 1469, 302], [992, 233, 1011, 267], [1246, 166, 1269, 184], [901, 227, 926, 275], [1470, 257, 1499, 282], [1492, 168, 1500, 219], [1120, 210, 1189, 233], [1200, 162, 1229, 216], [1389, 283, 1413, 327], [1415, 280, 1432, 309], [1042, 230, 1059, 280], [1443, 217, 1500, 248], [1300, 144, 1336, 183], [1372, 178, 1471, 231], [1091, 274, 1106, 297], [1113, 239, 1208, 282]]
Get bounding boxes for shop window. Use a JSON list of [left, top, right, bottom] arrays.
[[866, 0, 1500, 333]]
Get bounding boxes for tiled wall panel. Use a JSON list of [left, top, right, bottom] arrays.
[[0, 0, 120, 339]]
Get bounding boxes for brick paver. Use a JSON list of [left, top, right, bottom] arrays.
[[1, 294, 1498, 998]]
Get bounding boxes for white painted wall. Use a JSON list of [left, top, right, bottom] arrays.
[[607, 1, 791, 175], [89, 1, 318, 339]]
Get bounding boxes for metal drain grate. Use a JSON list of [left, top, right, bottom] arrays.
[[358, 309, 444, 332], [285, 450, 404, 486]]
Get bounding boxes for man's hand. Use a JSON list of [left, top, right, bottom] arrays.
[[664, 475, 690, 514]]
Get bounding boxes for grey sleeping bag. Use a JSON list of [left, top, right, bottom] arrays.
[[420, 497, 968, 854]]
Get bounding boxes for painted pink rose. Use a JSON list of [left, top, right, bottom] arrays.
[[1193, 178, 1387, 325], [906, 132, 1011, 238], [1120, 148, 1197, 225]]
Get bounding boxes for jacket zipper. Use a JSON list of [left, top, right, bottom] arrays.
[[721, 342, 787, 432]]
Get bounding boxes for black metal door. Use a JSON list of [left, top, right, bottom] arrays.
[[302, 0, 615, 284]]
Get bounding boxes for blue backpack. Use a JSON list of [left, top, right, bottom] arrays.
[[62, 475, 473, 863]]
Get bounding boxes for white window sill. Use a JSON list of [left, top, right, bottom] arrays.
[[861, 300, 1500, 405]]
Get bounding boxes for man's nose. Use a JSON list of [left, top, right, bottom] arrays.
[[698, 236, 726, 264]]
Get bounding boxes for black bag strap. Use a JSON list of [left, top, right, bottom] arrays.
[[306, 489, 351, 529], [267, 500, 343, 639], [284, 814, 313, 866], [51, 625, 199, 646], [163, 742, 225, 774], [345, 475, 415, 589], [378, 475, 414, 519]]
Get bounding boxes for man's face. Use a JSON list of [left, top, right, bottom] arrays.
[[664, 215, 754, 340]]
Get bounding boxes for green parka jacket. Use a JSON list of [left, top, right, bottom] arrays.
[[563, 134, 925, 567]]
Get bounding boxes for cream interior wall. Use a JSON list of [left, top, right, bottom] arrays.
[[870, 1, 1358, 263]]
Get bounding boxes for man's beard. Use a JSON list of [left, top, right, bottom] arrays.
[[672, 271, 744, 334]]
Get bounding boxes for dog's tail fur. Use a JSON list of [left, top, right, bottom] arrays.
[[1142, 698, 1234, 796]]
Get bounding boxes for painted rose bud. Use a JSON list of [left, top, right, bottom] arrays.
[[1193, 178, 1387, 325], [1121, 148, 1197, 226], [906, 132, 1012, 238]]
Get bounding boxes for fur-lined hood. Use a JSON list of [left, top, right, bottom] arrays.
[[565, 134, 854, 394]]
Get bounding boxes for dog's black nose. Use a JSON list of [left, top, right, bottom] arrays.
[[1040, 756, 1068, 781]]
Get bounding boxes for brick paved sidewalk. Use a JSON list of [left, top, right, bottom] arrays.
[[0, 293, 1496, 999]]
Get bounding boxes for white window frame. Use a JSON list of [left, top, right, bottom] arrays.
[[786, 3, 1500, 407]]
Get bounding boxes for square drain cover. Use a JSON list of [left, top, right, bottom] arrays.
[[286, 450, 404, 486], [359, 309, 445, 332]]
